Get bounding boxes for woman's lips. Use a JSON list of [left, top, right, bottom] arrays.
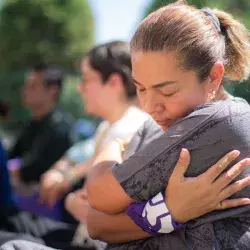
[[155, 120, 168, 125]]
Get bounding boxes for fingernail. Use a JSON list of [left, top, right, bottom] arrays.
[[231, 150, 240, 158], [240, 158, 250, 166], [243, 198, 250, 204], [180, 148, 187, 157]]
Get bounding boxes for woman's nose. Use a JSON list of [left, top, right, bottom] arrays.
[[144, 91, 164, 115]]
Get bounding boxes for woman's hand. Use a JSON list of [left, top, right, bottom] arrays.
[[65, 188, 89, 223], [166, 149, 250, 223]]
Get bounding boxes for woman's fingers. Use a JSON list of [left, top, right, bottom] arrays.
[[170, 148, 191, 181], [214, 158, 250, 190], [218, 176, 250, 201], [201, 150, 240, 183], [215, 198, 250, 210]]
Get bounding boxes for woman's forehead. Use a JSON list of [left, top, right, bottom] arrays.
[[132, 51, 178, 71], [131, 51, 201, 89], [132, 52, 181, 85]]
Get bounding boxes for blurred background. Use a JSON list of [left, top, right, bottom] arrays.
[[0, 0, 250, 145]]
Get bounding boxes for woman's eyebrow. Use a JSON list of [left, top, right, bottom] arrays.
[[152, 81, 176, 89], [133, 78, 177, 88]]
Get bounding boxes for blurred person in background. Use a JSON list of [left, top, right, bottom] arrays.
[[0, 41, 148, 250], [39, 41, 149, 208], [0, 70, 79, 249], [8, 63, 74, 186]]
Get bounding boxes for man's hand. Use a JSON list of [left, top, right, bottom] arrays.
[[166, 149, 250, 223], [65, 189, 89, 223], [39, 169, 72, 207]]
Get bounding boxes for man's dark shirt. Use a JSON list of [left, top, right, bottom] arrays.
[[8, 109, 74, 183], [0, 141, 13, 210]]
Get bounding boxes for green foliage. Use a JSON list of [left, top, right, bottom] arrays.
[[0, 0, 95, 132], [58, 73, 85, 120], [145, 0, 250, 102], [234, 82, 250, 103], [0, 0, 94, 69], [0, 70, 29, 131]]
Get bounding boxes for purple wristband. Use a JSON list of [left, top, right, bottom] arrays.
[[126, 191, 185, 235]]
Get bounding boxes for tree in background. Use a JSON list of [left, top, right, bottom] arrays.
[[145, 0, 250, 103], [0, 0, 95, 132], [0, 0, 94, 69]]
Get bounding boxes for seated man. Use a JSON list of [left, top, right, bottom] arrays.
[[8, 64, 74, 185]]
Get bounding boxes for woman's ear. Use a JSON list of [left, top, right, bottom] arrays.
[[107, 73, 124, 91], [208, 61, 224, 92]]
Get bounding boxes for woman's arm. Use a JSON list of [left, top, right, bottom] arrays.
[[65, 189, 89, 223], [87, 149, 250, 242], [87, 140, 134, 214], [87, 207, 150, 244], [88, 145, 250, 217]]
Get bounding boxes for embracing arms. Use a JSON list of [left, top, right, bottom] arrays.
[[86, 148, 250, 243]]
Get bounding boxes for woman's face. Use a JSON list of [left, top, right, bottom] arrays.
[[78, 58, 112, 117], [132, 51, 213, 131]]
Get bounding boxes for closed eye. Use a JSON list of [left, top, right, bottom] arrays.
[[162, 91, 177, 97]]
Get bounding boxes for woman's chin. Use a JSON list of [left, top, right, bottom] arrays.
[[156, 122, 168, 131], [155, 120, 171, 131], [161, 125, 168, 131]]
